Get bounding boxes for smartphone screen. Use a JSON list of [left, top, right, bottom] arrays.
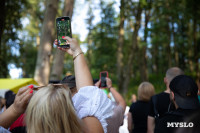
[[56, 16, 72, 48], [100, 72, 108, 88]]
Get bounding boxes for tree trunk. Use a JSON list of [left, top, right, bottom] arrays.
[[139, 8, 151, 81], [193, 12, 200, 83], [0, 0, 6, 45], [86, 0, 94, 69], [122, 2, 142, 95], [0, 0, 8, 77], [152, 41, 159, 74], [188, 22, 194, 72], [193, 17, 200, 82], [86, 31, 93, 69], [165, 15, 172, 68], [139, 46, 148, 81], [117, 0, 125, 92], [34, 0, 59, 85], [172, 19, 179, 67], [178, 18, 187, 70], [50, 0, 75, 81]]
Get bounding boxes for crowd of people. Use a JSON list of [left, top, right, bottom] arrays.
[[128, 67, 200, 133], [0, 36, 199, 133]]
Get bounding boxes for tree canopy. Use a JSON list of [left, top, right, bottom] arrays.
[[0, 0, 200, 100]]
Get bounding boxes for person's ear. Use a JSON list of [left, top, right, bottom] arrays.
[[164, 77, 167, 84], [170, 91, 175, 100]]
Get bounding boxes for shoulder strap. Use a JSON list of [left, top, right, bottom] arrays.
[[152, 95, 159, 118]]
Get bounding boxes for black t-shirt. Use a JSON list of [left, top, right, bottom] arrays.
[[10, 127, 27, 133], [149, 92, 171, 118], [154, 109, 196, 133], [129, 100, 150, 133]]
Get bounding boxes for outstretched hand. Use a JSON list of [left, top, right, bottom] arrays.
[[95, 78, 112, 89], [106, 77, 112, 89], [13, 85, 34, 114], [54, 36, 82, 57], [95, 80, 101, 88], [0, 85, 34, 128]]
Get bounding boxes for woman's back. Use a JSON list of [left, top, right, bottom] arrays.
[[128, 82, 155, 133], [129, 101, 150, 133]]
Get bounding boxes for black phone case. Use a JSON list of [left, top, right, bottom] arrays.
[[100, 72, 108, 88]]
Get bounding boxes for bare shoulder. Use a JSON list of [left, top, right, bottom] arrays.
[[82, 117, 104, 133]]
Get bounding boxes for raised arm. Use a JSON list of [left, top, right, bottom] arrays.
[[0, 85, 33, 128], [56, 37, 93, 90], [106, 78, 126, 111], [55, 37, 103, 133]]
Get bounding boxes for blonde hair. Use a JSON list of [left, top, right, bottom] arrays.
[[137, 82, 155, 102], [26, 84, 82, 133]]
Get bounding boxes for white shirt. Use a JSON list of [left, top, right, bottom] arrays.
[[0, 126, 11, 133], [72, 86, 114, 133]]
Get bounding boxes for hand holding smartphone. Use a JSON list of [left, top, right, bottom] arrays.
[[56, 16, 72, 49], [100, 71, 108, 88]]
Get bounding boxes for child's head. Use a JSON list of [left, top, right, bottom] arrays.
[[26, 84, 82, 133]]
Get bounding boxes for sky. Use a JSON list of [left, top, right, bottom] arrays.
[[9, 0, 120, 78], [72, 0, 120, 41]]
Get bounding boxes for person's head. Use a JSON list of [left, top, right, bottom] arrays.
[[164, 67, 184, 89], [0, 96, 6, 109], [5, 90, 16, 109], [131, 94, 137, 103], [169, 75, 199, 110], [5, 90, 15, 99], [60, 75, 77, 96], [137, 82, 155, 102], [26, 84, 82, 133], [5, 94, 15, 109]]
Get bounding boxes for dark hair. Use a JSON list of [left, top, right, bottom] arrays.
[[60, 75, 76, 89], [5, 90, 14, 99], [0, 96, 4, 108], [5, 90, 16, 108]]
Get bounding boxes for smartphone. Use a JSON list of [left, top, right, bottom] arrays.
[[100, 71, 108, 88], [56, 16, 72, 48]]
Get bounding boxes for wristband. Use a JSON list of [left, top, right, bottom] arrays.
[[73, 52, 84, 60], [12, 105, 20, 114], [108, 87, 112, 91]]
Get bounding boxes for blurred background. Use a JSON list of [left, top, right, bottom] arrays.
[[0, 0, 200, 103]]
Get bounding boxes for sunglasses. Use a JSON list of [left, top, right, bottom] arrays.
[[33, 84, 65, 91]]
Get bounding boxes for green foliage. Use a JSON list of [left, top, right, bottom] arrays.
[[149, 0, 200, 75], [85, 1, 118, 80], [125, 73, 166, 106], [1, 0, 200, 102], [25, 0, 45, 37], [17, 0, 46, 78], [0, 0, 29, 77], [18, 41, 37, 77]]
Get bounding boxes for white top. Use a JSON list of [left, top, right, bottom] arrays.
[[0, 126, 11, 133], [72, 86, 114, 133]]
